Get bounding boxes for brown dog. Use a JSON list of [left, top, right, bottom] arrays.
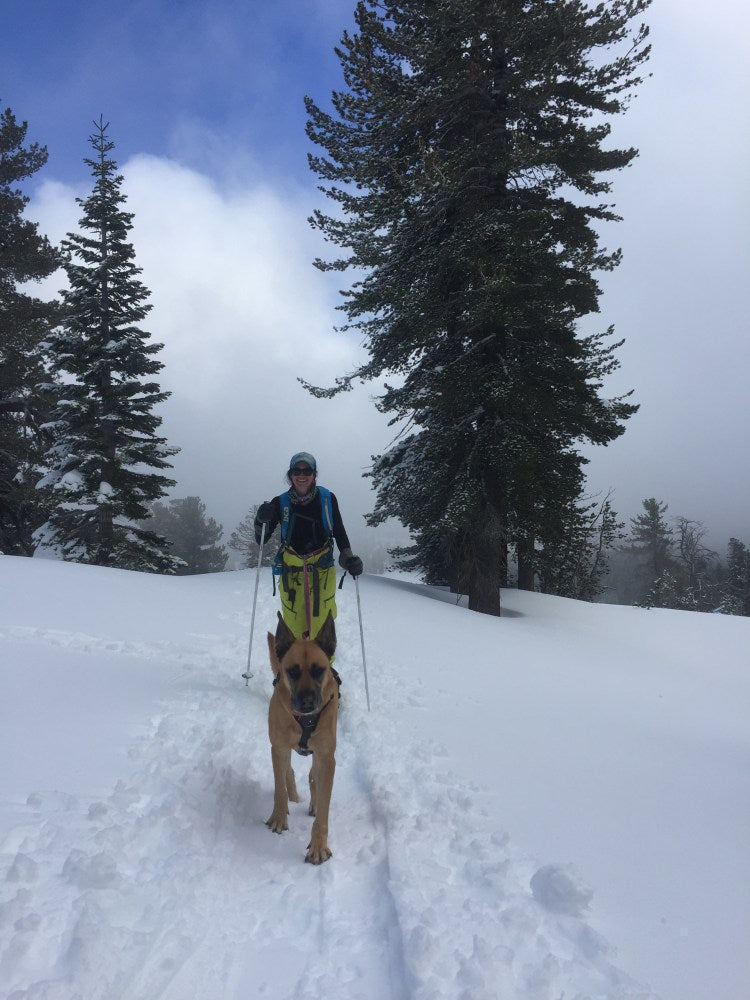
[[266, 611, 339, 864]]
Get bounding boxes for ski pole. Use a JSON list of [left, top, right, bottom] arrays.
[[242, 520, 266, 686], [354, 575, 371, 711]]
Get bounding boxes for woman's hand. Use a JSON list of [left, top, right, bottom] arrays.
[[339, 548, 364, 576]]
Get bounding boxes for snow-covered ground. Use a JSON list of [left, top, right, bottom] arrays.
[[1, 554, 748, 1000]]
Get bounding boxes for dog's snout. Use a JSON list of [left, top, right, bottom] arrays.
[[295, 688, 320, 714]]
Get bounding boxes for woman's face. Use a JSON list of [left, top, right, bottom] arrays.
[[290, 464, 315, 495]]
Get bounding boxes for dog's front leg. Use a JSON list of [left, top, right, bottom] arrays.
[[286, 761, 300, 803], [306, 753, 335, 864], [266, 745, 292, 833], [308, 766, 317, 817]]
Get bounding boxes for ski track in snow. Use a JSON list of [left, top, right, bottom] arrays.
[[1, 585, 659, 1000]]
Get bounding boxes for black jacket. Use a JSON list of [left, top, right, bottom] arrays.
[[254, 489, 351, 555]]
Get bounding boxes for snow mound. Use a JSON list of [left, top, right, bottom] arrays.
[[530, 863, 594, 916]]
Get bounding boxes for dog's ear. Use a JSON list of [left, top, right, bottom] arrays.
[[313, 611, 337, 661], [274, 611, 297, 662], [267, 631, 279, 674]]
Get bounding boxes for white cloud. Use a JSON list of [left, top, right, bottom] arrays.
[[577, 0, 750, 545], [27, 0, 750, 558], [31, 157, 396, 550]]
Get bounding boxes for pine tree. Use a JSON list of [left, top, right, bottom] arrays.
[[0, 105, 60, 554], [637, 569, 689, 611], [719, 538, 750, 616], [35, 120, 177, 571], [628, 498, 680, 608], [149, 497, 227, 575], [305, 0, 650, 615], [536, 495, 624, 601], [229, 504, 276, 568]]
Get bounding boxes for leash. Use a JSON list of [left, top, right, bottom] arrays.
[[242, 520, 266, 685]]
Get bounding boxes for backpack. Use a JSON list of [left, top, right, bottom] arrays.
[[272, 486, 334, 576]]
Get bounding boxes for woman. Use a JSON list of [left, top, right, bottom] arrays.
[[254, 452, 363, 640]]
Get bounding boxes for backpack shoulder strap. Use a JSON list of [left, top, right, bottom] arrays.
[[279, 492, 292, 542], [317, 486, 334, 538], [272, 493, 292, 577]]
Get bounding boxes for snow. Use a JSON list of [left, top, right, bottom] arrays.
[[0, 555, 748, 1000]]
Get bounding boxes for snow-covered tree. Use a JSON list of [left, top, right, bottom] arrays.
[[718, 537, 750, 616], [149, 497, 227, 575], [0, 106, 60, 554], [629, 498, 673, 568], [304, 0, 650, 615], [35, 120, 177, 571], [536, 495, 625, 602], [628, 498, 682, 608], [635, 569, 688, 611], [673, 517, 718, 612]]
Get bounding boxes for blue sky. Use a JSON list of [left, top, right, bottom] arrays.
[[4, 0, 354, 186], [3, 0, 749, 553]]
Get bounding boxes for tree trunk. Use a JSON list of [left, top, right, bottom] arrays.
[[517, 536, 535, 591], [467, 505, 503, 616], [499, 537, 508, 589]]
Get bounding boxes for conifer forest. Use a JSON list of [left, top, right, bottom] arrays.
[[1, 1, 747, 616]]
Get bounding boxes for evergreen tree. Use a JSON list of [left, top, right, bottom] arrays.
[[387, 526, 475, 590], [229, 504, 275, 568], [0, 105, 60, 554], [718, 537, 750, 616], [35, 120, 177, 571], [536, 495, 624, 601], [305, 0, 650, 615], [149, 497, 227, 575], [628, 498, 679, 608], [637, 568, 689, 611]]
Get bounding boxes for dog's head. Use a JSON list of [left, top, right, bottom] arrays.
[[267, 611, 337, 715]]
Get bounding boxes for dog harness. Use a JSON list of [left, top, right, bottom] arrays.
[[273, 670, 342, 756], [293, 698, 333, 756]]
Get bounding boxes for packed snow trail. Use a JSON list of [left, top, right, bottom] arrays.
[[1, 592, 653, 1000], [4, 557, 747, 999]]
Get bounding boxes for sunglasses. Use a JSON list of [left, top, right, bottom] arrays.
[[290, 467, 314, 476]]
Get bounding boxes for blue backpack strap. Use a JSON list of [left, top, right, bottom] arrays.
[[279, 491, 291, 542], [318, 486, 334, 539], [272, 492, 292, 576], [272, 488, 333, 576]]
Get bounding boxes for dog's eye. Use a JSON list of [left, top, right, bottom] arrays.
[[310, 665, 325, 681], [286, 665, 301, 681]]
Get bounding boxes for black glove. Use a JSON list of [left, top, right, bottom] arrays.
[[339, 548, 363, 577], [256, 501, 275, 524]]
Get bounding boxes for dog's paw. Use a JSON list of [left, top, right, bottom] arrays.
[[266, 812, 289, 834], [305, 840, 332, 865]]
